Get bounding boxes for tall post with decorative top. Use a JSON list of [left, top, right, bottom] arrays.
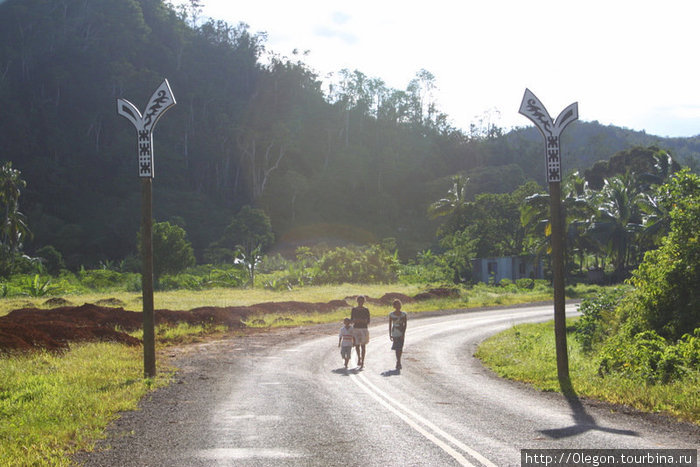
[[519, 88, 578, 389], [117, 80, 176, 378]]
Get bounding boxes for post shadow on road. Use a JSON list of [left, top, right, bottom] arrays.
[[539, 376, 639, 439]]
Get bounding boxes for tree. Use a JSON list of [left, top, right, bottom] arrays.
[[212, 206, 274, 285], [36, 245, 65, 275], [622, 170, 700, 340], [587, 173, 645, 278], [140, 221, 195, 283], [0, 162, 31, 275], [428, 174, 470, 219]]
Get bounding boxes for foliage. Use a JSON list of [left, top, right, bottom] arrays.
[[210, 206, 274, 286], [437, 229, 478, 283], [427, 174, 470, 219], [256, 244, 399, 288], [617, 170, 700, 341], [19, 274, 60, 297], [3, 0, 699, 272], [315, 244, 398, 284], [157, 273, 205, 291], [477, 320, 700, 423], [35, 245, 66, 275], [397, 249, 454, 284], [574, 288, 627, 352], [78, 269, 137, 291], [597, 329, 700, 384], [0, 162, 32, 276], [583, 146, 680, 190], [139, 221, 196, 283], [0, 162, 31, 255]]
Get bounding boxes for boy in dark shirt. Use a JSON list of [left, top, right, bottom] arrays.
[[389, 299, 407, 370], [350, 295, 370, 368]]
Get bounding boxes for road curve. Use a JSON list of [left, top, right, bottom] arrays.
[[76, 304, 699, 467]]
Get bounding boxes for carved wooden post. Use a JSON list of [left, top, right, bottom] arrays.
[[519, 88, 578, 388], [117, 80, 176, 378]]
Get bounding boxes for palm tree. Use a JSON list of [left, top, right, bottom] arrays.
[[428, 174, 470, 219], [586, 173, 644, 278], [637, 191, 671, 249], [520, 171, 594, 272]]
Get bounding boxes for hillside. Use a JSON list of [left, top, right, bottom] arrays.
[[1, 0, 698, 268]]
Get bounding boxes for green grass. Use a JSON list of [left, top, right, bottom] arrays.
[[0, 281, 605, 319], [0, 343, 172, 465], [0, 283, 429, 316], [476, 320, 700, 424]]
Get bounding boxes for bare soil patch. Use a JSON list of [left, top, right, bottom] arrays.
[[0, 288, 458, 353]]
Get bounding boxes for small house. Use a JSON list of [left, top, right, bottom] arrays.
[[471, 256, 544, 284]]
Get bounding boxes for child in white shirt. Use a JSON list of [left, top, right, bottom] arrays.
[[338, 318, 355, 369]]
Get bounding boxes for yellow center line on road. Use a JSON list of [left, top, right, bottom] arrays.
[[350, 373, 498, 467]]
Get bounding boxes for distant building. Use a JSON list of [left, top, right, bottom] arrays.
[[471, 256, 544, 284]]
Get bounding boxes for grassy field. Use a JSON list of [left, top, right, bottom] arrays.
[[475, 320, 700, 424], [0, 283, 429, 316], [0, 343, 172, 465], [0, 282, 607, 465], [0, 280, 586, 317]]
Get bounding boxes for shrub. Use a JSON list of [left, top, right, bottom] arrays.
[[574, 288, 626, 352], [315, 244, 398, 284], [205, 267, 246, 288], [79, 269, 135, 290], [158, 273, 204, 291], [597, 327, 700, 384], [597, 330, 667, 382], [620, 170, 700, 341], [35, 246, 65, 275]]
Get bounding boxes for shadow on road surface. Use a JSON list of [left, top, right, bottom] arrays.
[[539, 380, 639, 439], [331, 367, 361, 376]]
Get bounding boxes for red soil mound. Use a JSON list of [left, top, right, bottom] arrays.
[[0, 291, 456, 353], [0, 299, 353, 353]]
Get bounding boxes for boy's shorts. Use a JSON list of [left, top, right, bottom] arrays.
[[353, 328, 370, 345], [391, 336, 405, 351], [340, 345, 353, 359]]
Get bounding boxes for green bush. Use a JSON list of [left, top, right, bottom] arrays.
[[574, 288, 626, 352], [158, 273, 204, 291], [205, 267, 246, 288], [515, 278, 535, 289], [315, 244, 398, 284], [397, 250, 453, 284], [620, 170, 700, 341], [597, 327, 700, 384], [79, 269, 136, 290], [35, 246, 65, 275]]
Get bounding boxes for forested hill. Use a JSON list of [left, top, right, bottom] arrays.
[[1, 0, 698, 268]]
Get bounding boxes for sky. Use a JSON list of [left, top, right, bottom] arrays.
[[182, 0, 700, 138]]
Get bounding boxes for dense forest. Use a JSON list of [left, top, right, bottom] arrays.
[[1, 0, 699, 270]]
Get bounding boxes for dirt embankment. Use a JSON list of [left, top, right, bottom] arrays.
[[0, 288, 457, 353]]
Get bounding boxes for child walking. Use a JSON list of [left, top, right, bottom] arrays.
[[338, 318, 355, 369], [388, 299, 408, 370]]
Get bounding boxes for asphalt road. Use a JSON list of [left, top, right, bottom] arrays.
[[75, 304, 699, 467]]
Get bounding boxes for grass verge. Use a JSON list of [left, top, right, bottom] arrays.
[[475, 320, 700, 424], [0, 343, 172, 465]]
